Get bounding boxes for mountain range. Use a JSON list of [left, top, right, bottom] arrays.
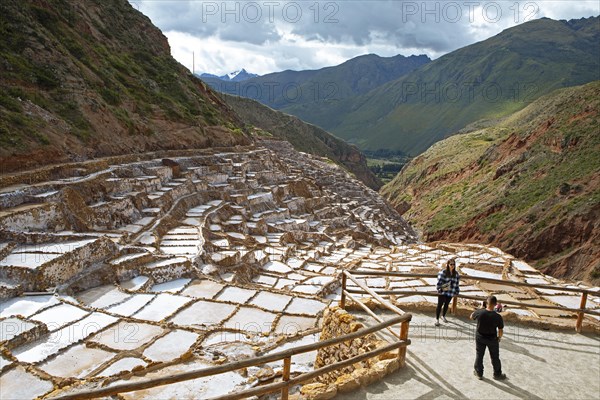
[[204, 17, 600, 157], [201, 53, 431, 131], [331, 17, 600, 155], [0, 0, 377, 189], [382, 81, 600, 283], [198, 68, 258, 82], [1, 0, 598, 283]]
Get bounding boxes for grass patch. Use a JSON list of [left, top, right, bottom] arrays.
[[0, 92, 23, 112], [114, 108, 135, 135], [100, 87, 121, 106]]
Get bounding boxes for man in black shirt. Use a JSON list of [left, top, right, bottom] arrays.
[[470, 295, 507, 380]]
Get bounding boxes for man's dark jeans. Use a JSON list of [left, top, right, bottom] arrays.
[[474, 334, 502, 376]]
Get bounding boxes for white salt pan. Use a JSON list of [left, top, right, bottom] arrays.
[[90, 321, 163, 351], [512, 259, 537, 272], [78, 285, 130, 309], [544, 295, 583, 310], [38, 344, 115, 378], [262, 261, 292, 274], [170, 300, 236, 328], [161, 240, 200, 247], [161, 246, 198, 255], [216, 287, 256, 304], [292, 285, 321, 295], [252, 275, 278, 286], [223, 306, 277, 334], [106, 294, 155, 317], [14, 312, 117, 363], [285, 298, 328, 315], [120, 276, 149, 291], [461, 268, 503, 280], [30, 303, 89, 330], [250, 292, 292, 312], [144, 257, 188, 269], [150, 278, 191, 293], [143, 330, 198, 362], [119, 360, 244, 400], [13, 239, 95, 254], [133, 294, 192, 322], [275, 315, 317, 335], [0, 366, 54, 399], [1, 252, 62, 268], [181, 280, 225, 299], [110, 253, 147, 265], [0, 353, 11, 370]]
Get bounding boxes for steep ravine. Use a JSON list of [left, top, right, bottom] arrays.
[[383, 82, 600, 284]]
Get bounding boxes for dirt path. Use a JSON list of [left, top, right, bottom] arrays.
[[345, 311, 600, 400]]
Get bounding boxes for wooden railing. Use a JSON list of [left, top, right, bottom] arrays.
[[342, 270, 600, 333], [51, 313, 411, 400], [341, 271, 411, 361]]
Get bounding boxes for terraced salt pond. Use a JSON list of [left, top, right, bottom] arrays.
[[0, 143, 597, 399]]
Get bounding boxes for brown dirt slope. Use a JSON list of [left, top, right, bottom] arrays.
[[382, 82, 600, 284], [0, 0, 250, 173]]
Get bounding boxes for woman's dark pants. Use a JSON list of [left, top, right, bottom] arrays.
[[436, 295, 452, 319]]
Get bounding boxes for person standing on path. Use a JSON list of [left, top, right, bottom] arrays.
[[435, 258, 460, 326], [470, 295, 507, 380]]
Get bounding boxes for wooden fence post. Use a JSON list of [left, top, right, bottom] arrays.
[[575, 293, 587, 333], [451, 296, 458, 314], [281, 356, 291, 400], [340, 272, 347, 309], [398, 320, 410, 367]]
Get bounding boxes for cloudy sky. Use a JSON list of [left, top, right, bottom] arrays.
[[130, 1, 599, 75]]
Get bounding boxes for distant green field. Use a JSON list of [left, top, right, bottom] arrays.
[[366, 157, 410, 183]]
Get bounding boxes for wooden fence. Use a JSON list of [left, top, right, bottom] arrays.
[[342, 270, 600, 333], [51, 312, 411, 400]]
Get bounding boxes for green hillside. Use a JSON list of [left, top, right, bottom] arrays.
[[333, 17, 600, 155], [222, 94, 382, 190], [202, 53, 430, 129], [0, 0, 249, 172], [382, 81, 600, 282]]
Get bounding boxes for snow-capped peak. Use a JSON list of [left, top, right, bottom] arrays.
[[199, 69, 259, 82], [227, 70, 241, 80]]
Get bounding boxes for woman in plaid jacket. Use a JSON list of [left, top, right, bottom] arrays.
[[435, 258, 460, 326]]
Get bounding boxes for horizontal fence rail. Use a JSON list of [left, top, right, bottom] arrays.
[[347, 271, 600, 296], [207, 340, 410, 400], [51, 314, 412, 400], [344, 288, 600, 316], [343, 271, 600, 333]]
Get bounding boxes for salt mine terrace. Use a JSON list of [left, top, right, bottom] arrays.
[[0, 141, 598, 399]]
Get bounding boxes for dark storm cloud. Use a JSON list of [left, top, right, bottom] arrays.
[[131, 0, 599, 74], [133, 0, 282, 44], [286, 1, 478, 52], [134, 1, 484, 51]]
